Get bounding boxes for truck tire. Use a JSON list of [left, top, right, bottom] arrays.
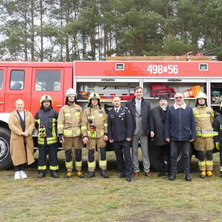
[[149, 140, 193, 173], [0, 128, 12, 170]]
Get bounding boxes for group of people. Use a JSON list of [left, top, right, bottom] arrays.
[[8, 86, 222, 182]]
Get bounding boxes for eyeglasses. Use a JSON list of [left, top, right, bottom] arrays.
[[175, 96, 182, 99]]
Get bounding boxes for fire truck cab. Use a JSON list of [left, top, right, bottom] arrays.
[[0, 56, 221, 171]]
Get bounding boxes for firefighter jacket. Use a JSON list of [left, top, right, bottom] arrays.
[[57, 104, 82, 137], [82, 105, 108, 139], [193, 105, 217, 138], [213, 114, 222, 145], [35, 107, 58, 145]]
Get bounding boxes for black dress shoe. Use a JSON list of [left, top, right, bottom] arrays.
[[185, 175, 192, 181], [169, 174, 176, 180], [126, 177, 131, 182], [87, 172, 95, 178], [118, 173, 125, 178], [158, 172, 165, 177], [37, 172, 45, 178], [51, 172, 59, 178], [100, 170, 109, 178]]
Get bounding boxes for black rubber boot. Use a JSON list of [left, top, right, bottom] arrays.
[[37, 172, 46, 178], [87, 172, 95, 178], [51, 171, 59, 178], [100, 170, 109, 178]]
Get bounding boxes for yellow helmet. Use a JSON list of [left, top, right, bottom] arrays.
[[196, 92, 207, 99], [88, 92, 100, 102], [40, 94, 53, 105]]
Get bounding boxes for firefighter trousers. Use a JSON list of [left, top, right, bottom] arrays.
[[38, 143, 59, 174], [86, 137, 107, 172], [220, 146, 222, 173], [63, 137, 83, 172], [194, 137, 214, 172]]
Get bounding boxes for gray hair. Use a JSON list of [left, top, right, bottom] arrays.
[[15, 99, 24, 106]]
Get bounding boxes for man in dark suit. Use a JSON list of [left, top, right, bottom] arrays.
[[126, 86, 154, 178], [108, 96, 133, 182]]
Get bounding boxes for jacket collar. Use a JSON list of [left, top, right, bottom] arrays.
[[173, 102, 186, 110]]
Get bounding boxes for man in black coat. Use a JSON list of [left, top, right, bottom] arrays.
[[108, 97, 133, 182], [126, 86, 154, 178], [151, 95, 171, 177]]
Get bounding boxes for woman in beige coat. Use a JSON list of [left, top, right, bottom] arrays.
[[8, 99, 35, 179]]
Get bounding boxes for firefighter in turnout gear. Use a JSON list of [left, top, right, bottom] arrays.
[[212, 102, 222, 177], [58, 88, 84, 178], [82, 92, 109, 178], [35, 95, 59, 178], [193, 92, 218, 178]]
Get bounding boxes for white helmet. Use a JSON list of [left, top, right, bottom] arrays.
[[65, 88, 76, 97]]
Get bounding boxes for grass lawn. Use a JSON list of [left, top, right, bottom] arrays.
[[0, 150, 221, 222]]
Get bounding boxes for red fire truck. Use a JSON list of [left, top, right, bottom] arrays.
[[0, 56, 221, 171]]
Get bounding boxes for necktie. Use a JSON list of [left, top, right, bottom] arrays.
[[115, 109, 118, 113]]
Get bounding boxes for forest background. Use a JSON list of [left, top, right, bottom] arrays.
[[0, 0, 222, 62]]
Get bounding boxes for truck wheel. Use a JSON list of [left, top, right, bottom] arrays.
[[149, 141, 193, 173], [0, 128, 12, 170]]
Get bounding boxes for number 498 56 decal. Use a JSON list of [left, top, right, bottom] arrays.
[[147, 65, 179, 74]]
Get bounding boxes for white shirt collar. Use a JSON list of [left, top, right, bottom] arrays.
[[115, 107, 120, 112], [135, 98, 141, 103], [173, 102, 186, 110]]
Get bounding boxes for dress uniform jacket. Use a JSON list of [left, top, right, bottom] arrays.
[[58, 104, 82, 137], [108, 106, 133, 141]]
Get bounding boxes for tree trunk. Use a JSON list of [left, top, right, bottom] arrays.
[[164, 0, 171, 35], [31, 0, 35, 61], [40, 0, 43, 61]]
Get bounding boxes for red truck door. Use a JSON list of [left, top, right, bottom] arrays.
[[5, 67, 32, 113], [31, 68, 65, 114], [0, 68, 6, 112]]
